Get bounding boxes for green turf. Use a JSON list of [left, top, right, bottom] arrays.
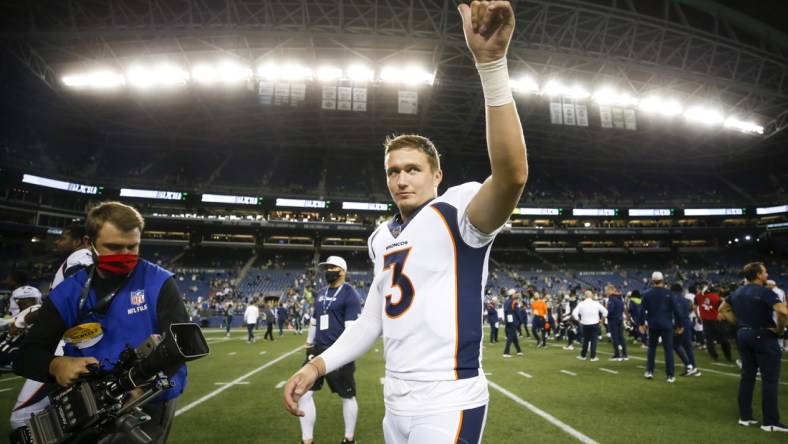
[[2, 327, 787, 443]]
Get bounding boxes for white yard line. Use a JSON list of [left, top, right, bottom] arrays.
[[175, 346, 302, 416], [488, 381, 598, 444], [517, 371, 532, 379], [599, 368, 618, 374], [560, 370, 577, 376]]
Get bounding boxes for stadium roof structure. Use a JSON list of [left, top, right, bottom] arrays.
[[0, 0, 786, 174]]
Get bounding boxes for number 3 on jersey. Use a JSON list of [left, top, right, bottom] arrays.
[[383, 248, 414, 318]]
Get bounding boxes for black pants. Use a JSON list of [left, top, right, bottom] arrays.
[[264, 322, 274, 340], [704, 320, 732, 361]]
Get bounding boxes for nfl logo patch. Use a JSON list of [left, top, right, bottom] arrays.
[[130, 290, 145, 306]]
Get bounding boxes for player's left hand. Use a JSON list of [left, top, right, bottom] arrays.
[[458, 1, 515, 63]]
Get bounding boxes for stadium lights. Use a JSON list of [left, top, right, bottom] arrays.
[[346, 65, 374, 83], [258, 63, 311, 82], [543, 81, 589, 99], [637, 97, 683, 116], [316, 66, 342, 82], [724, 117, 764, 135], [192, 62, 252, 84], [593, 89, 638, 107], [380, 66, 435, 85], [683, 107, 724, 125], [510, 77, 539, 94], [63, 70, 125, 89], [127, 65, 189, 88]]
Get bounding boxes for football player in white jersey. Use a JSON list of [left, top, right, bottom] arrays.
[[9, 225, 92, 430], [284, 2, 527, 443]]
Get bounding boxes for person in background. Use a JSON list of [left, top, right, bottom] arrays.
[[604, 285, 628, 361], [244, 299, 259, 343], [719, 262, 788, 432], [637, 271, 682, 383], [10, 225, 93, 431], [572, 290, 607, 362], [670, 283, 700, 377], [503, 289, 523, 357], [487, 299, 499, 344], [298, 256, 362, 444]]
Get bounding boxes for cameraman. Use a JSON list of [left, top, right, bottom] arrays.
[[14, 202, 189, 443]]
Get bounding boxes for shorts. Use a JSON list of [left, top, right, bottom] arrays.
[[303, 346, 356, 398]]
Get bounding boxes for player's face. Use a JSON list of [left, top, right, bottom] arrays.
[[385, 147, 442, 219], [53, 230, 81, 257]]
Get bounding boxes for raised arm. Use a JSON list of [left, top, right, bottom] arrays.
[[459, 1, 528, 234]]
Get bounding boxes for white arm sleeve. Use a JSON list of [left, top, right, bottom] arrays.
[[306, 325, 316, 345], [320, 282, 383, 374]]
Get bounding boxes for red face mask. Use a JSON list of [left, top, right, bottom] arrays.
[[93, 247, 138, 276]]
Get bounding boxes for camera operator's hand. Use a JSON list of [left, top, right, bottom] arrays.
[[282, 356, 324, 416], [49, 356, 100, 387]]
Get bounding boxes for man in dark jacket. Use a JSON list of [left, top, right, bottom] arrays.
[[637, 271, 682, 382]]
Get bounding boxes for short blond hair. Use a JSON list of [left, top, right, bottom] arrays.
[[86, 201, 144, 239], [384, 134, 441, 172]]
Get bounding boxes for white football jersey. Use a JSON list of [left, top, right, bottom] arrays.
[[50, 248, 93, 291], [368, 182, 500, 382]]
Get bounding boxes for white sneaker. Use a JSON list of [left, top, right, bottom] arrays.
[[590, 357, 599, 362], [517, 352, 523, 356], [563, 345, 574, 350], [667, 377, 675, 383], [577, 355, 587, 361], [502, 354, 512, 358], [738, 419, 758, 426], [644, 372, 653, 379], [760, 423, 788, 432]]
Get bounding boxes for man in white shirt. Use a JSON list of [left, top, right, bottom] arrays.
[[572, 290, 608, 361], [284, 2, 527, 442], [244, 300, 260, 343]]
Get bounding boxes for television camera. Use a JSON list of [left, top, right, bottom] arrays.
[[11, 323, 210, 444]]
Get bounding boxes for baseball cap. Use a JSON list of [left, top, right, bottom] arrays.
[[12, 285, 42, 301], [651, 271, 664, 281], [506, 288, 516, 296], [318, 256, 347, 271]]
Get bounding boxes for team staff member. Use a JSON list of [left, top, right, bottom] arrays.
[[297, 256, 362, 444], [604, 285, 628, 361], [637, 271, 682, 383], [487, 300, 499, 344], [670, 284, 699, 377], [284, 3, 527, 442], [531, 292, 548, 347], [14, 202, 189, 443], [572, 290, 608, 361], [502, 289, 522, 357], [10, 225, 93, 431], [719, 262, 788, 432]]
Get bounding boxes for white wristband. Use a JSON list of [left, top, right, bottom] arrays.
[[476, 57, 513, 107]]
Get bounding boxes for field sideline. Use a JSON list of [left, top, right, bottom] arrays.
[[1, 326, 786, 443]]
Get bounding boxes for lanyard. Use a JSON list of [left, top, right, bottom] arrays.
[[322, 283, 345, 313], [77, 266, 129, 322]]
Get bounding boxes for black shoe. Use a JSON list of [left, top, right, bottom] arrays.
[[341, 439, 355, 444]]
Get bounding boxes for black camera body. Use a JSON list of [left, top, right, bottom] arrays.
[[11, 323, 210, 444]]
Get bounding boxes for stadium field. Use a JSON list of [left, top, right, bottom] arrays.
[[1, 326, 786, 443]]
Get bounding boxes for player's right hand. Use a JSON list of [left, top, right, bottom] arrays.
[[282, 358, 323, 416], [49, 356, 100, 387]]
